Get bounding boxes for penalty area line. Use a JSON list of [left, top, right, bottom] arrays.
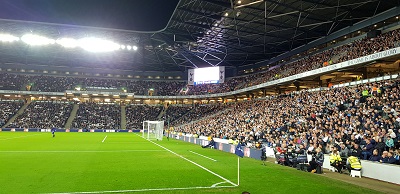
[[136, 134, 237, 187], [189, 150, 217, 162], [102, 135, 108, 143], [46, 185, 237, 194]]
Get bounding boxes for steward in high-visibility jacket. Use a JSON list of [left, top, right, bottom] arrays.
[[362, 90, 369, 97], [330, 151, 344, 173], [346, 156, 362, 171]]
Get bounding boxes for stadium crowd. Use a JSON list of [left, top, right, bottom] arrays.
[[175, 79, 400, 166], [9, 101, 73, 129], [0, 101, 23, 127], [125, 105, 162, 129], [171, 103, 231, 126], [164, 105, 194, 124], [72, 103, 121, 129], [0, 72, 186, 95], [0, 73, 32, 91]]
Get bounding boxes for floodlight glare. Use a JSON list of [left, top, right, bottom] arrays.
[[78, 37, 120, 52], [0, 34, 19, 42], [21, 34, 55, 46], [127, 45, 132, 50], [120, 45, 126, 49], [56, 38, 78, 48], [132, 46, 138, 51]]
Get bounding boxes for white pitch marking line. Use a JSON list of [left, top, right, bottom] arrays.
[[102, 135, 108, 143], [0, 133, 43, 141], [136, 134, 237, 187], [189, 150, 217, 162], [46, 185, 237, 194], [211, 181, 227, 188], [0, 150, 164, 153]]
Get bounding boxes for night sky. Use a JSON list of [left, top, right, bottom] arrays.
[[0, 0, 179, 31]]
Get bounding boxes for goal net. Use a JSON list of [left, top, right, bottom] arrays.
[[142, 120, 164, 141]]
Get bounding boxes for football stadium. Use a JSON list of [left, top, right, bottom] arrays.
[[0, 0, 400, 193]]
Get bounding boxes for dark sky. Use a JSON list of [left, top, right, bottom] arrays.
[[0, 0, 179, 31]]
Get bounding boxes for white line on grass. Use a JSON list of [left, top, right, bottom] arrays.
[[0, 150, 165, 153], [211, 181, 227, 187], [137, 134, 237, 187], [101, 135, 108, 143], [46, 185, 237, 194], [189, 150, 217, 162], [0, 133, 43, 141]]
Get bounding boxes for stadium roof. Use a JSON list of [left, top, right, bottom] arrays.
[[0, 0, 398, 73]]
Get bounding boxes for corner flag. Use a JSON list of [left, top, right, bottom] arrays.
[[235, 144, 244, 158]]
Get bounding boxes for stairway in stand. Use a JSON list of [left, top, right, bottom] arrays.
[[64, 103, 79, 129], [121, 105, 127, 129]]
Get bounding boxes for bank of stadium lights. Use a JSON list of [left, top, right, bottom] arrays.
[[0, 33, 138, 53], [79, 37, 120, 52], [21, 34, 55, 46], [56, 38, 78, 48], [0, 34, 19, 42]]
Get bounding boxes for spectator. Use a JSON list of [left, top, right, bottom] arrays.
[[379, 151, 389, 163], [362, 139, 375, 160], [387, 152, 397, 164], [385, 136, 395, 151], [369, 149, 381, 162]]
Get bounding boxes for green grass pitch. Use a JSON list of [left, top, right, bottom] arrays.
[[0, 132, 379, 194]]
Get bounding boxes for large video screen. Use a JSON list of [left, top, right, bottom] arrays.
[[188, 66, 225, 85]]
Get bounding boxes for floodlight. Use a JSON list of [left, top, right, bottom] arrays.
[[21, 34, 55, 46], [127, 45, 132, 50], [120, 45, 126, 49], [78, 37, 120, 52], [56, 38, 78, 48], [132, 46, 138, 51], [0, 34, 19, 42]]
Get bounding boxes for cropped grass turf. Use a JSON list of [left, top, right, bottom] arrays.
[[0, 132, 380, 194]]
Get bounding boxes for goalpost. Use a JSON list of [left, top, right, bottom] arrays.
[[142, 120, 164, 141]]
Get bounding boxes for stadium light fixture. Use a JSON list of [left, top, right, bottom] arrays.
[[21, 34, 55, 46], [78, 37, 120, 53], [132, 46, 138, 51], [56, 38, 78, 48], [0, 34, 19, 42], [127, 45, 132, 50], [120, 45, 126, 49]]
